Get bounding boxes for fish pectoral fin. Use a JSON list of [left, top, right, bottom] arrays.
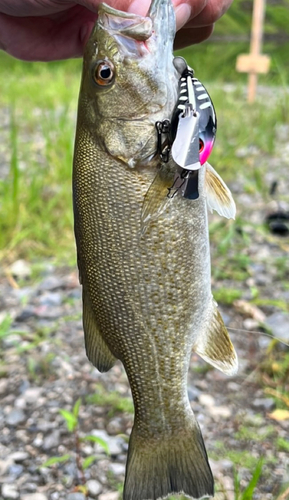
[[205, 162, 236, 220], [83, 289, 116, 372], [193, 303, 238, 376], [140, 164, 175, 235]]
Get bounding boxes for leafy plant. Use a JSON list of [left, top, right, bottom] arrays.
[[41, 398, 109, 487], [234, 459, 264, 500]]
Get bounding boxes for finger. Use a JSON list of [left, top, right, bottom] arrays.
[[0, 5, 97, 61], [184, 0, 233, 27], [174, 24, 214, 49]]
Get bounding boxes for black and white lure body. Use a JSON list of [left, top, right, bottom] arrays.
[[156, 57, 217, 200]]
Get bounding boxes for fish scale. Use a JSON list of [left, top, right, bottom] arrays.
[[73, 1, 238, 499]]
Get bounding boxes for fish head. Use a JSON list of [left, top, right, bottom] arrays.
[[78, 0, 179, 167]]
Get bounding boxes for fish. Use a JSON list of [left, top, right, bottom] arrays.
[[72, 1, 238, 499]]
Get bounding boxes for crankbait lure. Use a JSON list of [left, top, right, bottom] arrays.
[[156, 57, 217, 200]]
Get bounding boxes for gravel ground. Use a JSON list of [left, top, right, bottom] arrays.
[[1, 103, 289, 500]]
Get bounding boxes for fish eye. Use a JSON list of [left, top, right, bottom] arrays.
[[199, 139, 204, 153], [92, 60, 115, 87]]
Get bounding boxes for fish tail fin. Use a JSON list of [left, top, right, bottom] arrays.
[[123, 421, 214, 500]]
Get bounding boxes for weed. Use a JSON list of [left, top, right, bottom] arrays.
[[86, 384, 134, 416], [41, 398, 109, 487], [234, 458, 264, 500]]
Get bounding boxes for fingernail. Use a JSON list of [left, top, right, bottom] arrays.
[[127, 0, 151, 16], [175, 3, 191, 30]]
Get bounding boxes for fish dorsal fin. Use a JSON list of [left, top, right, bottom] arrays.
[[83, 289, 116, 372], [193, 302, 238, 376], [205, 162, 236, 220]]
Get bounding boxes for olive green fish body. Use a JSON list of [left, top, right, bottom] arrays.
[[73, 1, 237, 499]]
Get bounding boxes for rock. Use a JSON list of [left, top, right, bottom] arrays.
[[86, 479, 102, 496], [21, 494, 48, 500], [98, 493, 119, 500], [91, 429, 123, 456], [8, 464, 23, 477], [106, 417, 123, 435], [209, 406, 232, 419], [38, 292, 62, 306], [198, 394, 215, 407], [0, 378, 8, 395], [109, 462, 126, 476], [252, 398, 275, 411], [23, 387, 43, 404], [67, 494, 86, 500], [38, 276, 63, 291], [42, 430, 60, 451], [5, 409, 26, 426], [1, 483, 19, 499], [2, 334, 22, 349], [9, 451, 29, 462], [9, 260, 31, 279], [265, 312, 289, 341], [187, 386, 201, 401]]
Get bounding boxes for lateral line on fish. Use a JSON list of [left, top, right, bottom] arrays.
[[106, 226, 167, 429], [228, 327, 289, 348]]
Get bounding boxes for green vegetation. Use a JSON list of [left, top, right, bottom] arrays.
[[42, 398, 110, 493], [86, 383, 134, 415]]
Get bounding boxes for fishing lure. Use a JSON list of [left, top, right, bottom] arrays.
[[156, 57, 217, 199]]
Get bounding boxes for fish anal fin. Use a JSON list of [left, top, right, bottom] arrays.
[[194, 304, 238, 376], [83, 289, 116, 372], [205, 162, 236, 220]]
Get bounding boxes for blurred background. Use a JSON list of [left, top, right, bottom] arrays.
[[0, 1, 289, 499]]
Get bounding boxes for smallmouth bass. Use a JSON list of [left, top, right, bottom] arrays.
[[73, 1, 238, 499]]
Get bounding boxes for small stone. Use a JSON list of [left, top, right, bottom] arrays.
[[187, 386, 201, 401], [98, 493, 119, 500], [265, 312, 289, 341], [209, 406, 232, 419], [67, 494, 86, 500], [38, 276, 63, 291], [39, 292, 62, 306], [91, 429, 123, 456], [21, 494, 48, 500], [2, 334, 22, 349], [8, 464, 23, 477], [252, 398, 275, 410], [23, 387, 43, 404], [9, 260, 31, 279], [0, 379, 8, 395], [109, 462, 126, 476], [6, 409, 26, 426], [106, 417, 123, 435], [198, 394, 215, 407], [86, 479, 102, 496], [1, 483, 19, 499], [42, 430, 60, 451]]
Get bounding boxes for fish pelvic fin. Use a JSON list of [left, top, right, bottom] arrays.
[[193, 302, 238, 376], [83, 289, 116, 372], [123, 422, 214, 500], [205, 162, 236, 220]]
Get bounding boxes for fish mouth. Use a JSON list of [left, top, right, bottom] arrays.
[[98, 3, 153, 41], [98, 0, 176, 44]]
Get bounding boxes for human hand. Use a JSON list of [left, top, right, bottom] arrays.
[[0, 0, 233, 61]]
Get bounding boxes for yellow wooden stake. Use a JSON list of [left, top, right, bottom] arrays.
[[236, 0, 271, 103]]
